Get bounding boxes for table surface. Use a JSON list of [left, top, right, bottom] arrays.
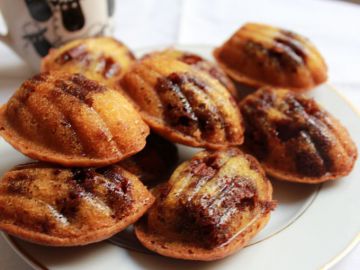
[[0, 0, 359, 269]]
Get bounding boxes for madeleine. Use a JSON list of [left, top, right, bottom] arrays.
[[121, 53, 244, 149], [240, 87, 357, 183], [0, 72, 149, 167], [0, 163, 154, 246], [214, 23, 327, 91], [135, 148, 275, 260], [119, 133, 179, 184], [42, 37, 135, 90]]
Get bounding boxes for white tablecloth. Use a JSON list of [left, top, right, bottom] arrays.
[[0, 0, 359, 269]]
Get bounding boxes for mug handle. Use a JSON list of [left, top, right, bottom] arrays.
[[0, 32, 11, 46], [0, 8, 12, 47]]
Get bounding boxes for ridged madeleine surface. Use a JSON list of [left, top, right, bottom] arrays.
[[214, 23, 327, 91], [119, 133, 179, 184], [145, 49, 237, 97], [0, 72, 149, 167], [135, 148, 275, 261], [41, 37, 135, 89], [240, 87, 357, 183], [0, 163, 154, 246], [121, 53, 244, 149]]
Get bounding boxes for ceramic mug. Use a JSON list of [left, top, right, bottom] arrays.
[[0, 0, 115, 71]]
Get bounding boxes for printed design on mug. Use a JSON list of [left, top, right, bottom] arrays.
[[107, 0, 115, 17], [49, 0, 85, 32], [25, 0, 53, 22], [86, 23, 111, 38], [22, 22, 53, 57], [19, 0, 113, 61]]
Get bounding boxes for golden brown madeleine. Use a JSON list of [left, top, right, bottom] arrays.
[[41, 37, 135, 89], [240, 87, 357, 183], [121, 53, 244, 149], [119, 133, 179, 184], [144, 49, 237, 98], [214, 23, 327, 91], [135, 148, 275, 261], [0, 163, 154, 246], [0, 72, 149, 167]]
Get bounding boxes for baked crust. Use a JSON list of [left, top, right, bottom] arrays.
[[214, 23, 327, 91], [121, 53, 244, 149], [240, 87, 358, 183], [0, 163, 154, 246], [135, 213, 270, 261], [0, 72, 149, 167], [41, 36, 135, 90], [143, 49, 237, 98], [135, 148, 275, 260]]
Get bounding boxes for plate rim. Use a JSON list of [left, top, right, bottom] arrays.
[[2, 233, 44, 270], [1, 44, 360, 270]]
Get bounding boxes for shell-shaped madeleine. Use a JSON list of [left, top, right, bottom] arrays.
[[121, 53, 244, 149], [214, 23, 327, 91], [135, 148, 275, 261], [120, 133, 179, 184], [41, 37, 135, 89], [240, 88, 357, 183], [0, 163, 154, 246], [0, 72, 149, 167], [144, 49, 237, 98]]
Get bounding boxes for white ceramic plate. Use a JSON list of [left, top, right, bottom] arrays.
[[1, 45, 360, 270]]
